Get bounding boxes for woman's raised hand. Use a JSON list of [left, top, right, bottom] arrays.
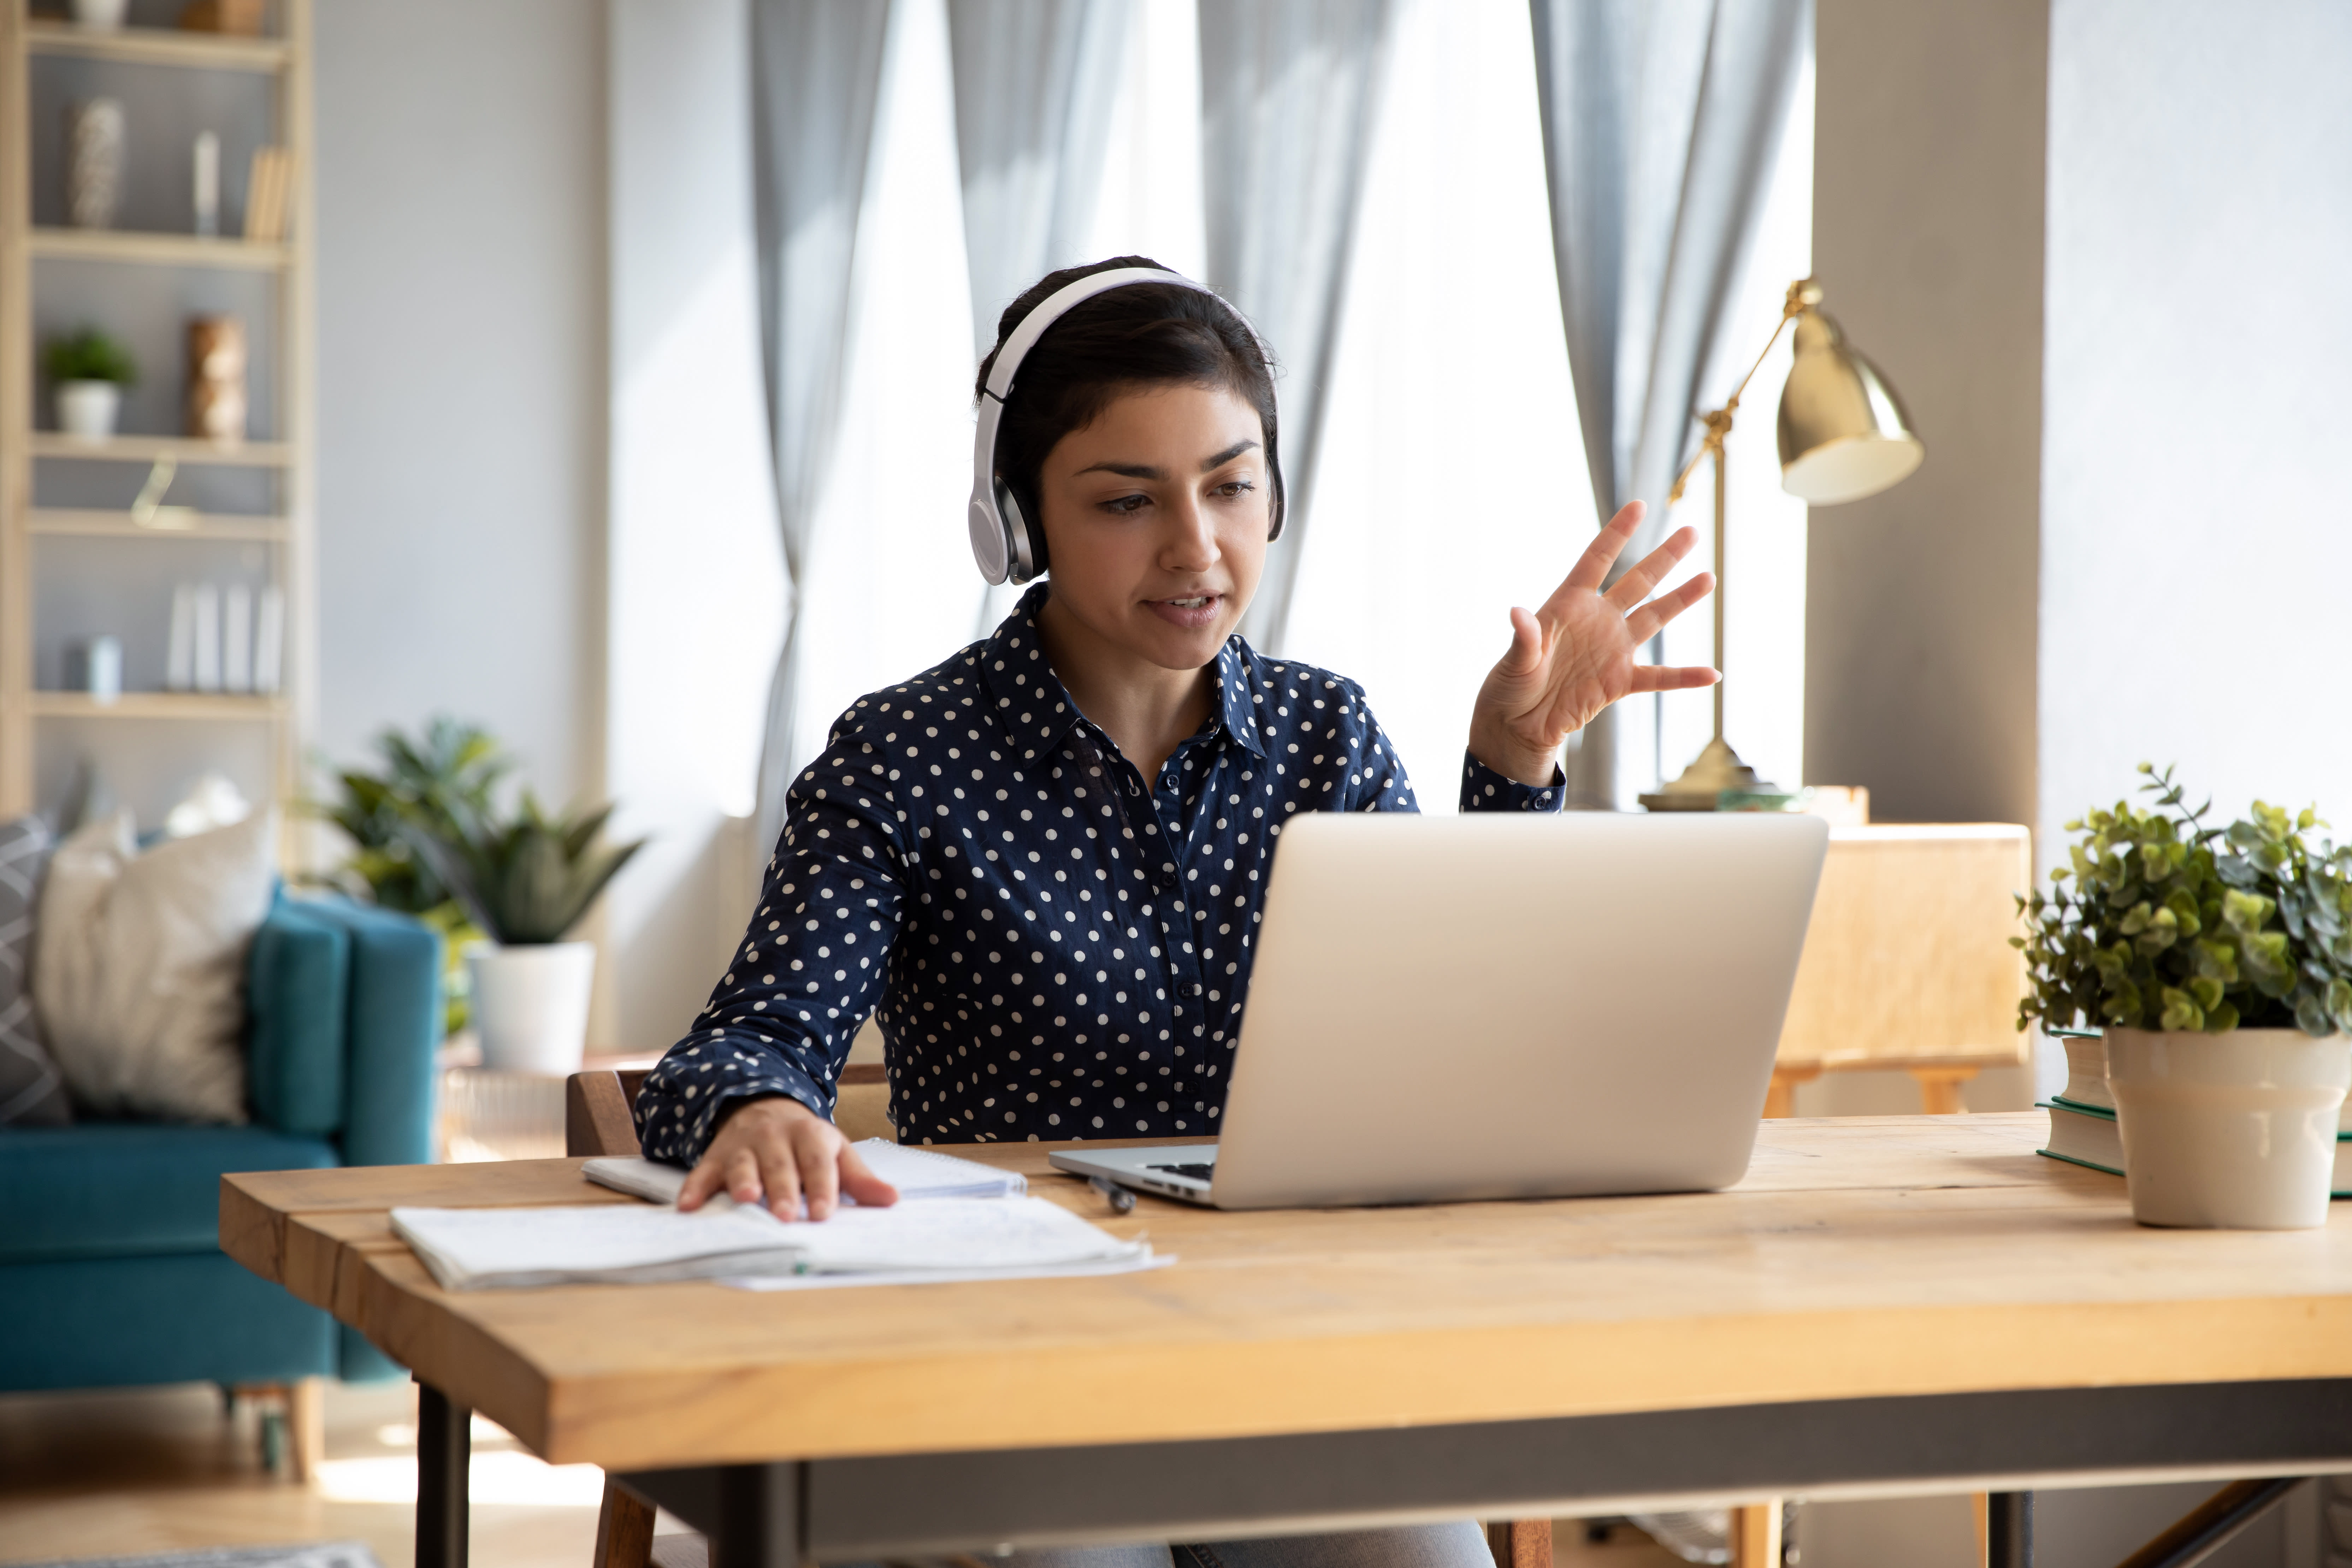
[[1467, 501, 1720, 787]]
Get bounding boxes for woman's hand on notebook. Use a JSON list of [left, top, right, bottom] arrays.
[[677, 1096, 899, 1221], [1468, 499, 1720, 786]]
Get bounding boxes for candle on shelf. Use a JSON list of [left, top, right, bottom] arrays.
[[193, 132, 220, 238], [85, 637, 122, 705]]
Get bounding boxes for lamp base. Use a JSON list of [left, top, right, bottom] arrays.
[[1638, 736, 1779, 812]]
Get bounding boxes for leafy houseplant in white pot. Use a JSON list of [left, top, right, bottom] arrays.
[[2018, 764, 2352, 1229], [404, 793, 645, 1075], [46, 328, 136, 442]]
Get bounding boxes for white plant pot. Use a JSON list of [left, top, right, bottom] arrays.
[[468, 941, 597, 1076], [2106, 1026, 2350, 1230], [56, 380, 120, 442], [71, 0, 129, 30]]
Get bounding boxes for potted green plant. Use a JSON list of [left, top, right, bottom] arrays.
[[2017, 764, 2352, 1229], [45, 328, 136, 442], [399, 791, 645, 1075], [307, 717, 508, 1036]]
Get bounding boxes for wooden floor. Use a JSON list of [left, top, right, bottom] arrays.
[[0, 1381, 1683, 1568], [0, 1380, 603, 1568]]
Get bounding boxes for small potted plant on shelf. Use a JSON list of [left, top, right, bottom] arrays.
[[45, 328, 136, 443], [400, 788, 646, 1076], [2017, 763, 2352, 1229]]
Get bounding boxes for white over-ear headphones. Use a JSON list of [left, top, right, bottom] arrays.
[[968, 265, 1285, 586]]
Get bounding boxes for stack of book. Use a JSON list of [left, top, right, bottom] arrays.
[[2040, 1035, 2352, 1195]]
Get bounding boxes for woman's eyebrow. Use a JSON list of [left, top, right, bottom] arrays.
[[1074, 439, 1259, 481]]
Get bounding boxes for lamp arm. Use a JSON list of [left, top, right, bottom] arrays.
[[1665, 279, 1814, 506]]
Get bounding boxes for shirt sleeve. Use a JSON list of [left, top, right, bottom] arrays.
[[1459, 750, 1566, 813], [1334, 681, 1565, 814], [633, 721, 909, 1167]]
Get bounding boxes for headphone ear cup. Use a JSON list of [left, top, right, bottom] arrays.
[[1266, 442, 1287, 542], [998, 481, 1045, 582]]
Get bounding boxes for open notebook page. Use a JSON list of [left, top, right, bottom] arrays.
[[391, 1195, 1144, 1292]]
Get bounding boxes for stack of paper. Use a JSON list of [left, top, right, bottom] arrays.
[[582, 1141, 1024, 1207], [391, 1195, 1149, 1292]]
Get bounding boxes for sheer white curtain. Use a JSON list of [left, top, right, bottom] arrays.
[[782, 0, 987, 775], [1526, 0, 1810, 808], [1198, 0, 1397, 657], [1280, 0, 1590, 810], [1654, 51, 1815, 796], [747, 0, 892, 854], [795, 0, 1211, 754]]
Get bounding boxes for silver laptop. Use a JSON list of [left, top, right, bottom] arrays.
[[1050, 811, 1828, 1209]]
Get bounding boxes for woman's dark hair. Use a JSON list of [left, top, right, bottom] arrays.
[[976, 255, 1282, 565]]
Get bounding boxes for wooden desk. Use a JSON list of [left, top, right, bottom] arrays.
[[221, 1116, 2352, 1567]]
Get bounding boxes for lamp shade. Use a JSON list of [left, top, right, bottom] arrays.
[[1776, 306, 1923, 505]]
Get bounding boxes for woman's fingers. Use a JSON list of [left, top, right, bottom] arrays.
[[1627, 663, 1721, 694], [1560, 501, 1645, 594], [1496, 605, 1544, 678], [755, 1140, 804, 1220], [838, 1145, 900, 1209], [676, 1153, 725, 1212], [1603, 526, 1699, 612], [797, 1128, 844, 1221], [1623, 571, 1716, 644]]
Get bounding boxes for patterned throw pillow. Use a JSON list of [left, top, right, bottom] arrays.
[[37, 809, 276, 1124], [0, 815, 70, 1125]]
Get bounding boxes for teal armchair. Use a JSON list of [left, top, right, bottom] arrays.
[[0, 893, 442, 1423]]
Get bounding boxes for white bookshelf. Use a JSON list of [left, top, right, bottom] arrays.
[[0, 0, 314, 841]]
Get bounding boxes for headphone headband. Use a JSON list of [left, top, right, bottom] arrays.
[[967, 267, 1284, 586]]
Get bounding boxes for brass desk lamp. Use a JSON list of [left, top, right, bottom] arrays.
[[1639, 278, 1923, 811]]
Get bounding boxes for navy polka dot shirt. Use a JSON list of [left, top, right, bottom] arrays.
[[635, 584, 1562, 1159]]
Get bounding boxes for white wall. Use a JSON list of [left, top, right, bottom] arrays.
[[605, 0, 789, 1053], [1805, 0, 2046, 831], [1801, 0, 2046, 1121], [2040, 0, 2352, 864], [314, 0, 608, 807]]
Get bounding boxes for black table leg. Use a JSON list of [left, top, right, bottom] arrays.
[[711, 1462, 801, 1568], [2116, 1477, 2304, 1568], [416, 1380, 471, 1568], [1989, 1491, 2033, 1568]]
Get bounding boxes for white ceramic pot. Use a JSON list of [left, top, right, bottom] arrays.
[[71, 0, 129, 30], [57, 380, 120, 442], [468, 941, 597, 1075], [2106, 1026, 2350, 1229]]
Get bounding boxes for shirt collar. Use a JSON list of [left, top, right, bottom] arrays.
[[976, 584, 1267, 764]]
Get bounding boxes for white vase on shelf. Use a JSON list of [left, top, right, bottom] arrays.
[[469, 942, 597, 1076], [2106, 1026, 2350, 1230], [56, 380, 120, 442]]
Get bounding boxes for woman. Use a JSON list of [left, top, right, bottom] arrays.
[[633, 257, 1713, 1566], [640, 254, 1715, 1206]]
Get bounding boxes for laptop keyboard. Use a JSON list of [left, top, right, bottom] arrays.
[[1146, 1161, 1216, 1182]]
